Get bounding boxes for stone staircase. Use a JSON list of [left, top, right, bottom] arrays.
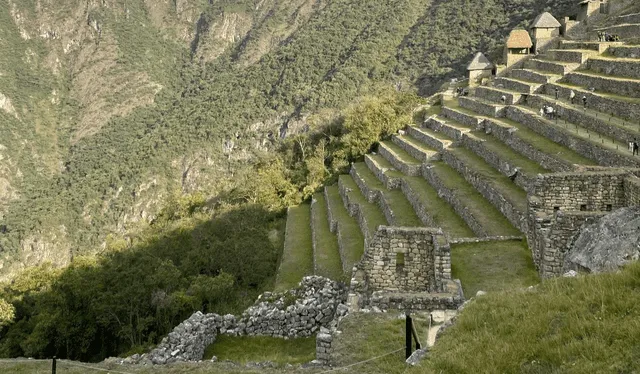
[[279, 8, 640, 291]]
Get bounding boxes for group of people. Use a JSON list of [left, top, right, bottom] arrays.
[[455, 87, 469, 97], [630, 139, 639, 156], [540, 104, 557, 120], [597, 32, 620, 42]]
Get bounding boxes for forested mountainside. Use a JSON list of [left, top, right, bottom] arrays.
[[0, 0, 579, 360]]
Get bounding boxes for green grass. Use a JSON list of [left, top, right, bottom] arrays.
[[275, 204, 314, 291], [203, 335, 316, 364], [311, 193, 344, 281], [470, 132, 549, 175], [395, 134, 438, 157], [325, 186, 365, 274], [338, 174, 388, 236], [352, 163, 423, 227], [403, 176, 475, 238], [423, 262, 640, 374], [448, 147, 529, 211], [451, 240, 539, 297], [430, 162, 522, 236]]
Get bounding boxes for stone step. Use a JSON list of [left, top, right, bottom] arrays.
[[585, 57, 640, 80], [324, 185, 365, 274], [594, 23, 640, 40], [494, 77, 542, 94], [407, 126, 453, 151], [459, 96, 506, 118], [528, 92, 640, 145], [392, 134, 438, 163], [350, 162, 422, 227], [422, 161, 522, 237], [507, 105, 640, 168], [524, 58, 580, 76], [510, 68, 561, 84], [475, 86, 523, 105], [608, 45, 640, 59], [338, 174, 388, 242], [441, 146, 529, 232], [378, 141, 422, 177], [423, 115, 473, 141], [545, 49, 600, 64], [561, 71, 640, 98], [546, 82, 640, 122], [441, 106, 483, 128], [311, 193, 343, 280], [558, 40, 622, 53]]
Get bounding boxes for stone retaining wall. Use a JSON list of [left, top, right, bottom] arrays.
[[392, 135, 431, 162], [459, 97, 505, 117], [424, 117, 467, 141], [368, 289, 464, 312], [310, 198, 321, 275], [625, 175, 640, 206], [338, 178, 375, 245], [449, 236, 523, 244], [546, 83, 640, 122], [494, 77, 538, 94], [379, 144, 421, 177], [587, 58, 640, 80], [399, 179, 437, 227], [421, 165, 489, 237], [609, 46, 640, 59], [364, 155, 402, 189], [525, 59, 568, 75], [461, 134, 534, 192], [506, 106, 640, 168], [324, 188, 353, 274], [527, 94, 640, 145], [441, 150, 528, 232], [483, 119, 573, 172], [407, 126, 448, 151], [475, 87, 522, 105], [561, 72, 640, 99], [510, 69, 550, 84], [441, 107, 482, 128]]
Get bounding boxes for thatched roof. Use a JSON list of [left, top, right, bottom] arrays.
[[467, 52, 493, 71], [531, 12, 561, 28], [506, 29, 533, 49]]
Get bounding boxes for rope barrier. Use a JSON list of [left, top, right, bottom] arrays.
[[315, 347, 405, 373], [60, 360, 136, 374]]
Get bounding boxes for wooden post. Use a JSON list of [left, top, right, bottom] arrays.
[[52, 356, 56, 374], [406, 313, 413, 359]]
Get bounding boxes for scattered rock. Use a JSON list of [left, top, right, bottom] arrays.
[[406, 348, 428, 366], [475, 290, 487, 297], [563, 270, 578, 278]]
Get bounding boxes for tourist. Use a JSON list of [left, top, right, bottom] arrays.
[[570, 90, 576, 104], [634, 139, 639, 156], [540, 107, 544, 117], [555, 87, 559, 100], [500, 95, 507, 104], [582, 95, 588, 108], [545, 105, 554, 120], [630, 140, 635, 153]]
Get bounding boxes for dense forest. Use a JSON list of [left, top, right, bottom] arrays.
[[0, 0, 579, 361]]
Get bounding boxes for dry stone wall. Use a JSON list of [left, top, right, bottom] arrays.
[[440, 150, 528, 232], [379, 144, 421, 177], [399, 179, 437, 228], [425, 117, 467, 141], [459, 97, 505, 118], [546, 83, 640, 122], [624, 176, 640, 206], [483, 119, 573, 172], [123, 277, 347, 365], [506, 106, 640, 168], [365, 155, 402, 190], [587, 58, 640, 80]]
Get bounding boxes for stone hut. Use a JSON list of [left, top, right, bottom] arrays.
[[531, 12, 561, 52], [577, 0, 608, 22], [467, 52, 494, 87], [504, 29, 533, 67]]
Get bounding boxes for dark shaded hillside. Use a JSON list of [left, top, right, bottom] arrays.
[[0, 0, 580, 277]]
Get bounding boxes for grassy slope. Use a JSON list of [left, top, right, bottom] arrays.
[[204, 335, 316, 364], [275, 204, 314, 291], [311, 193, 344, 281]]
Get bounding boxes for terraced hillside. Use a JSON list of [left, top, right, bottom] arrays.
[[278, 8, 640, 294]]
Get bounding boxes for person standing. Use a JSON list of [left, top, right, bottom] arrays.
[[540, 107, 544, 117], [570, 90, 576, 104], [634, 139, 639, 156], [555, 87, 559, 100], [582, 95, 588, 109], [501, 95, 506, 105]]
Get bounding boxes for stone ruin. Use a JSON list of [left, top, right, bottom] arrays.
[[114, 276, 347, 365]]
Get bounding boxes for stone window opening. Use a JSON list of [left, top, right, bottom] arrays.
[[396, 253, 405, 272], [606, 204, 613, 212], [554, 206, 560, 212], [580, 204, 587, 211]]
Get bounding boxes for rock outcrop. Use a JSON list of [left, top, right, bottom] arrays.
[[564, 207, 640, 273]]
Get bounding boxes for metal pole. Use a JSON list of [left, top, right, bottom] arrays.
[[52, 356, 56, 374], [406, 313, 413, 359]]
